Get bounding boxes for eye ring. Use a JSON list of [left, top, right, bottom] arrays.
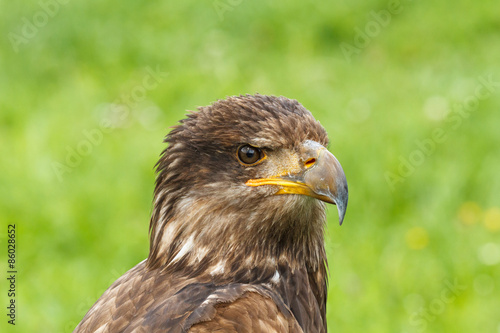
[[237, 145, 265, 165]]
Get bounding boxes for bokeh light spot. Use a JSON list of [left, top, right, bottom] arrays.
[[478, 243, 500, 266], [484, 207, 500, 232], [423, 95, 450, 121], [458, 202, 482, 225], [405, 227, 429, 250]]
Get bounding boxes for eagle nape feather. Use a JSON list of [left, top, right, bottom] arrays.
[[74, 94, 348, 333]]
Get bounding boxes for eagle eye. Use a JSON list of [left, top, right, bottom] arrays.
[[237, 145, 263, 165]]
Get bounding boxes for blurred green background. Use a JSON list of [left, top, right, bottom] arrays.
[[1, 0, 499, 332]]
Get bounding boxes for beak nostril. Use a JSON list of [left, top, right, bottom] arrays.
[[305, 158, 316, 168]]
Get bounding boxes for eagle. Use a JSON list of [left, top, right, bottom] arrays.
[[74, 94, 348, 333]]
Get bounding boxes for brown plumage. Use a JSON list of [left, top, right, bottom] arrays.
[[74, 94, 348, 333]]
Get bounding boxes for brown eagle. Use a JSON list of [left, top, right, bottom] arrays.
[[74, 94, 348, 333]]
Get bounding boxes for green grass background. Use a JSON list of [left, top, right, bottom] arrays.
[[1, 0, 499, 332]]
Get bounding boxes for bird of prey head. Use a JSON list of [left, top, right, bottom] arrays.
[[74, 94, 348, 333]]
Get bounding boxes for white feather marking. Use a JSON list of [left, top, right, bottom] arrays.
[[177, 196, 194, 213], [194, 246, 209, 261], [201, 293, 219, 306], [156, 222, 178, 255], [93, 323, 108, 333], [171, 235, 194, 263], [244, 255, 254, 266], [209, 261, 226, 276], [271, 270, 280, 284]]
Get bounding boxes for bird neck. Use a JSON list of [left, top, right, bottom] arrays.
[[146, 194, 329, 326], [146, 194, 328, 280]]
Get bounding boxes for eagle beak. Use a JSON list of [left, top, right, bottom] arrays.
[[246, 141, 349, 225]]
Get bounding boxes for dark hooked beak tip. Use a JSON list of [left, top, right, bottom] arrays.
[[334, 184, 348, 226], [324, 170, 348, 226]]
